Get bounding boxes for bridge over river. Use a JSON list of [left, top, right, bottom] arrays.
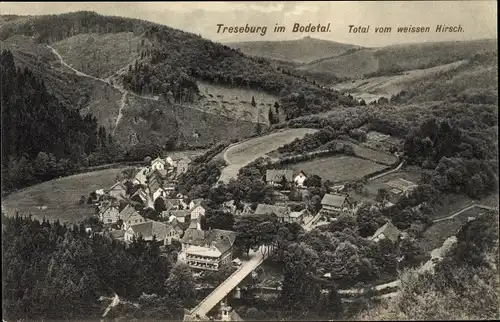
[[184, 245, 272, 321]]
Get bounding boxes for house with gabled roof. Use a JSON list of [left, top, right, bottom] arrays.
[[163, 209, 190, 223], [370, 221, 401, 243], [107, 182, 128, 201], [124, 220, 181, 245], [151, 156, 166, 171], [119, 205, 146, 230], [176, 156, 191, 175], [180, 228, 237, 271], [265, 169, 294, 186], [165, 199, 188, 211], [148, 175, 165, 201], [293, 170, 308, 188], [189, 199, 207, 221], [320, 194, 352, 216], [254, 203, 291, 223], [99, 204, 120, 224], [133, 167, 150, 186]]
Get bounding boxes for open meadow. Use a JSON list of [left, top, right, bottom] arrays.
[[2, 167, 131, 224], [283, 155, 388, 183], [219, 128, 318, 183]]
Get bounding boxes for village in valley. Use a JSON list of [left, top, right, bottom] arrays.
[[85, 145, 426, 321], [1, 3, 498, 322]]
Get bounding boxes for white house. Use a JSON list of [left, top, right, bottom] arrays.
[[180, 228, 237, 271], [99, 205, 120, 224], [165, 156, 177, 168], [294, 171, 308, 187], [133, 167, 149, 185], [151, 157, 166, 171], [189, 199, 207, 221]]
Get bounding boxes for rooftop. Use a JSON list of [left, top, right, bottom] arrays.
[[321, 194, 347, 207], [371, 221, 401, 243]]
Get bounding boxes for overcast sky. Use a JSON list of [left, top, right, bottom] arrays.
[[1, 1, 497, 47]]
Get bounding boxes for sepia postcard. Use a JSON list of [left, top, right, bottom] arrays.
[[1, 1, 498, 321]]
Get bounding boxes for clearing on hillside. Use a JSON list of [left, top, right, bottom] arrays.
[[195, 82, 279, 124], [51, 32, 142, 79], [283, 155, 388, 183], [219, 128, 318, 183], [2, 167, 132, 224]]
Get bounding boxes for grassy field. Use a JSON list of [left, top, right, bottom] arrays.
[[2, 167, 132, 224], [418, 206, 488, 253], [219, 128, 318, 183], [349, 142, 398, 165], [283, 155, 388, 183]]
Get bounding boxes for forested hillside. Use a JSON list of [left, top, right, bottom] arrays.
[[1, 214, 189, 321], [0, 50, 116, 190]]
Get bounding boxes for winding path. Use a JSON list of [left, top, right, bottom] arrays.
[[47, 45, 159, 131]]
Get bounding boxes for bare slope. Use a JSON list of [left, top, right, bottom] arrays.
[[50, 32, 142, 79], [227, 36, 362, 64]]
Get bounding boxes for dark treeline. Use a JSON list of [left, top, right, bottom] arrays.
[[0, 50, 113, 191], [1, 213, 192, 321]]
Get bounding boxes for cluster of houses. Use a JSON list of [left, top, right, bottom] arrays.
[[92, 157, 417, 274]]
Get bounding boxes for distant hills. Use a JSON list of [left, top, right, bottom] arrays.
[[227, 36, 362, 64], [299, 39, 498, 80]]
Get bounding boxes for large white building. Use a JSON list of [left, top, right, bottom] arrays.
[[180, 228, 237, 271]]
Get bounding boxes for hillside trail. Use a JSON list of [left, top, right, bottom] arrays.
[[47, 45, 159, 102]]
